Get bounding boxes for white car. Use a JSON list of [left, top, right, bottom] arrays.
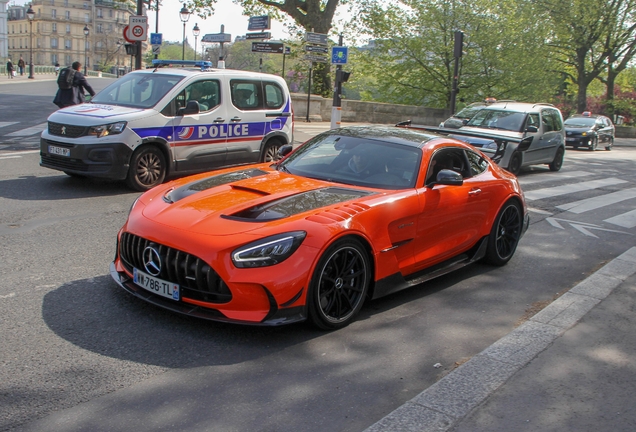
[[40, 60, 294, 191]]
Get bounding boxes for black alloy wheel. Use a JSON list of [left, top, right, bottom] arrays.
[[605, 137, 613, 151], [484, 201, 522, 266], [508, 153, 522, 175], [308, 238, 371, 330], [549, 147, 564, 171], [126, 146, 166, 191], [589, 136, 598, 151]]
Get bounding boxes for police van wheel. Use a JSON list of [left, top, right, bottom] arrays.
[[126, 146, 166, 192], [261, 139, 282, 163]]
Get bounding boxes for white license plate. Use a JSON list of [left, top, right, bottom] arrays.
[[48, 145, 70, 157], [133, 268, 180, 301], [566, 138, 577, 142]]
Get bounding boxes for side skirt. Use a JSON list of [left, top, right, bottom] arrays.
[[371, 237, 488, 300]]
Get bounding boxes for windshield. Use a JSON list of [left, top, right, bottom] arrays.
[[454, 105, 484, 120], [466, 109, 527, 132], [564, 117, 596, 127], [278, 131, 421, 190], [91, 73, 184, 108]]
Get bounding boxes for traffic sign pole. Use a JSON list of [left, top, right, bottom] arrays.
[[331, 34, 344, 129]]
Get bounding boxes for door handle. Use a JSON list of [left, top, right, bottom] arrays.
[[213, 117, 225, 123], [230, 116, 242, 123], [468, 188, 482, 195]]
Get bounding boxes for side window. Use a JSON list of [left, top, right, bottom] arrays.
[[231, 80, 260, 110], [426, 148, 468, 185], [541, 110, 555, 132], [526, 113, 540, 130], [264, 82, 284, 109], [466, 150, 489, 177], [551, 110, 563, 131], [186, 79, 220, 113]]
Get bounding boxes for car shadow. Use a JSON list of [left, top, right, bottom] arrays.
[[0, 174, 136, 200]]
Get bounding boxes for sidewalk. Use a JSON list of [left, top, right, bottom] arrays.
[[365, 247, 636, 431]]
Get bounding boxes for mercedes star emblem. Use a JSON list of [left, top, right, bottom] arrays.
[[143, 246, 162, 276]]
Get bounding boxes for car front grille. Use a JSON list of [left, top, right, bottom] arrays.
[[48, 122, 88, 138], [119, 232, 232, 304]]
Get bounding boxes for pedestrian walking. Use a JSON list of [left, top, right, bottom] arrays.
[[6, 59, 14, 79], [54, 62, 60, 76], [53, 61, 96, 108], [18, 56, 26, 76]]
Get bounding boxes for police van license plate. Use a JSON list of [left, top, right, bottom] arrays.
[[48, 145, 70, 157], [133, 268, 180, 301]]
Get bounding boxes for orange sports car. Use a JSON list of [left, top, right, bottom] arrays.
[[110, 125, 529, 329]]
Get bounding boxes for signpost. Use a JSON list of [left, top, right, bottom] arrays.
[[246, 32, 271, 40], [251, 42, 284, 54], [331, 46, 348, 64], [201, 33, 232, 43], [127, 15, 148, 41], [248, 15, 271, 31]]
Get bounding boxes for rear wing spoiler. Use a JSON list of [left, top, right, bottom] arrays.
[[395, 120, 533, 164]]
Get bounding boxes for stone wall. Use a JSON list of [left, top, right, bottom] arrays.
[[616, 127, 636, 138], [291, 93, 451, 126]]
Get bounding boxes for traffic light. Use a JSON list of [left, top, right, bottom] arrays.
[[337, 69, 351, 83], [453, 31, 464, 58], [124, 43, 137, 56]]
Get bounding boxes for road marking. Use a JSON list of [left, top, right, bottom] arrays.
[[5, 122, 47, 136], [0, 156, 21, 160], [0, 293, 16, 299], [557, 187, 636, 213], [527, 207, 552, 215], [605, 209, 636, 229], [524, 178, 628, 201], [518, 170, 593, 185], [546, 217, 632, 238], [0, 150, 40, 156], [0, 122, 19, 129]]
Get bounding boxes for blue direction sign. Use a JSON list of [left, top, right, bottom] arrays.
[[332, 46, 348, 64], [150, 33, 162, 46], [248, 15, 271, 31]]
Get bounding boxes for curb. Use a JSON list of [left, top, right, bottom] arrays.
[[364, 247, 636, 432]]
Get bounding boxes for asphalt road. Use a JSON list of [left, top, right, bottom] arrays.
[[1, 79, 635, 431]]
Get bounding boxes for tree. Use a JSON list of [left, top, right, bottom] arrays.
[[185, 0, 343, 96]]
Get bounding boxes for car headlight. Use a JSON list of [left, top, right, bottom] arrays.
[[484, 142, 498, 150], [88, 121, 127, 138], [232, 231, 307, 268], [581, 132, 587, 136]]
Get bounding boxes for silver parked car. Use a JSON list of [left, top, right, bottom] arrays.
[[449, 102, 566, 175]]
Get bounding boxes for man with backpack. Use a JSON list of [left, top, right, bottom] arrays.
[[53, 61, 95, 108]]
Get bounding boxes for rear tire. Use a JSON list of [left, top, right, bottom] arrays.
[[549, 147, 564, 171], [307, 238, 371, 330], [261, 138, 283, 163], [484, 201, 523, 266], [126, 146, 166, 192]]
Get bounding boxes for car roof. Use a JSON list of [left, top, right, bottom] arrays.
[[329, 125, 441, 148], [128, 67, 285, 80], [479, 101, 557, 113]]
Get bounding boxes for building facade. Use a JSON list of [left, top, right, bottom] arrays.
[[0, 0, 8, 61], [7, 0, 144, 71]]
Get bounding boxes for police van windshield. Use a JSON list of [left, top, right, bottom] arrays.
[[91, 73, 184, 109]]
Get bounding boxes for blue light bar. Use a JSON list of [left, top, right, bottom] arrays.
[[151, 59, 214, 70]]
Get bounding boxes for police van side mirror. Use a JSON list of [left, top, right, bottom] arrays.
[[525, 125, 538, 133], [178, 100, 200, 116]]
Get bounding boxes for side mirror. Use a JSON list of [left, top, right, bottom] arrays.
[[525, 125, 538, 133], [436, 169, 463, 186], [277, 144, 293, 158], [462, 118, 469, 125], [177, 100, 200, 116]]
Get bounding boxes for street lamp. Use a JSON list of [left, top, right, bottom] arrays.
[[192, 23, 200, 61], [83, 25, 89, 75], [179, 4, 191, 61], [26, 5, 35, 79]]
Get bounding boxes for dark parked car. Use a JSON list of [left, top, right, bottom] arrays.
[[564, 112, 614, 151]]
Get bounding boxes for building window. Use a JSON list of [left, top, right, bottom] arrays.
[[51, 38, 58, 48], [52, 23, 57, 32], [109, 9, 113, 18], [96, 24, 103, 33], [50, 0, 55, 5], [65, 39, 72, 49], [85, 40, 90, 50], [65, 11, 70, 20], [37, 37, 41, 48], [66, 55, 72, 65], [64, 0, 68, 6], [66, 24, 70, 33], [83, 2, 88, 9], [97, 8, 102, 18], [52, 9, 56, 18], [52, 54, 58, 64], [85, 14, 89, 23]]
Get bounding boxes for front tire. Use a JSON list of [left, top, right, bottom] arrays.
[[126, 146, 166, 192], [507, 153, 522, 175], [484, 201, 523, 266], [589, 136, 598, 151], [605, 137, 613, 151], [307, 238, 371, 330], [549, 147, 564, 171]]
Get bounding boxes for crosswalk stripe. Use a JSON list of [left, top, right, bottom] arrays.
[[557, 188, 636, 214], [518, 170, 593, 185], [5, 122, 47, 137], [605, 210, 636, 229], [0, 122, 19, 129], [524, 178, 629, 201]]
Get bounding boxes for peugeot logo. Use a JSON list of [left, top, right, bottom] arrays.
[[61, 126, 67, 135], [143, 246, 162, 276]]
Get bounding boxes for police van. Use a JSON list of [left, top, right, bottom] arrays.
[[40, 60, 294, 191]]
